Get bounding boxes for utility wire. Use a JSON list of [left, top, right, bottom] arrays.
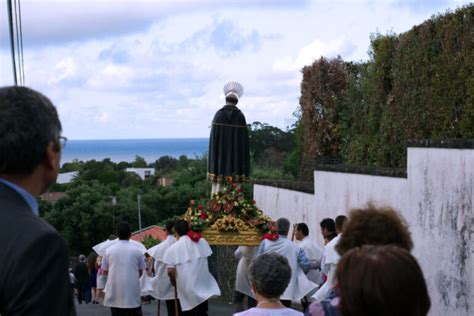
[[17, 0, 25, 85], [7, 0, 18, 85], [14, 0, 23, 85]]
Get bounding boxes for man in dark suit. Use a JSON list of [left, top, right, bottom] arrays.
[[0, 86, 75, 315], [74, 254, 91, 304]]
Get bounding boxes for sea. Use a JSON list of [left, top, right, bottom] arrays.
[[61, 138, 209, 164]]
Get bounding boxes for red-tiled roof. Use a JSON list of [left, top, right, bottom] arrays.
[[131, 225, 167, 242]]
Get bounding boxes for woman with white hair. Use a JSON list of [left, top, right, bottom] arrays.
[[234, 252, 303, 316]]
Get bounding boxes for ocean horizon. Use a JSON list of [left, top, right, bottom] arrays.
[[61, 138, 209, 164]]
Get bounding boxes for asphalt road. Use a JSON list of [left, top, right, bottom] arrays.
[[76, 299, 236, 316]]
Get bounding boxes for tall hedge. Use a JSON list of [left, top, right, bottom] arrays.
[[299, 4, 473, 173]]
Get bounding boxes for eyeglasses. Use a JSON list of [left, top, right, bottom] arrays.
[[59, 136, 68, 149]]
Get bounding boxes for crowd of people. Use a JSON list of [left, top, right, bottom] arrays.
[[228, 205, 431, 316], [69, 205, 430, 316], [0, 86, 431, 316]]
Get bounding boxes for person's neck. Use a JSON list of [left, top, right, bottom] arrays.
[[256, 298, 284, 309], [0, 174, 43, 197]]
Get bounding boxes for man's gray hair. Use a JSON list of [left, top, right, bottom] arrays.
[[0, 86, 61, 175], [276, 218, 290, 236], [249, 253, 291, 299], [79, 254, 86, 262]]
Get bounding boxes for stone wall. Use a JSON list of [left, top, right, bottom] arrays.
[[253, 141, 473, 316], [208, 245, 238, 303]]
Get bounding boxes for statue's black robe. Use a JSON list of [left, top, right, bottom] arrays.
[[207, 104, 250, 183]]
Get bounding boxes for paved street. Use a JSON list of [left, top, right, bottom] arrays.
[[76, 299, 235, 316], [76, 299, 304, 315]]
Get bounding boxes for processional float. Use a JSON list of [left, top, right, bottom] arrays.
[[184, 81, 277, 246]]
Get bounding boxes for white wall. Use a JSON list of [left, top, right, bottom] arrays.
[[253, 145, 473, 316], [253, 185, 316, 240], [57, 171, 79, 184], [254, 173, 407, 249], [313, 171, 407, 245], [407, 147, 473, 316], [125, 168, 155, 180]]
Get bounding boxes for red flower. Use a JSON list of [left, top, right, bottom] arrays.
[[200, 212, 207, 219], [198, 204, 203, 210], [268, 221, 276, 231], [209, 200, 221, 212], [187, 231, 202, 242], [190, 200, 195, 205], [223, 202, 234, 213], [252, 199, 256, 205], [261, 232, 279, 241], [232, 183, 237, 189], [227, 176, 233, 183]]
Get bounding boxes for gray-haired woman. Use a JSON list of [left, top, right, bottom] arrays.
[[234, 252, 303, 316]]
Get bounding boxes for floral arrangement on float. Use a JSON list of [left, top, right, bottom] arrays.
[[183, 177, 278, 245]]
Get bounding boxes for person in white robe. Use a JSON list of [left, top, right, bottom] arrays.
[[139, 253, 154, 303], [294, 222, 323, 311], [234, 246, 257, 312], [102, 222, 146, 316], [311, 234, 340, 302], [294, 223, 323, 287], [311, 215, 347, 302], [148, 221, 177, 316], [256, 218, 318, 308], [164, 220, 221, 315]]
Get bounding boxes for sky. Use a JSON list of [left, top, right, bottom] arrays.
[[0, 0, 470, 140]]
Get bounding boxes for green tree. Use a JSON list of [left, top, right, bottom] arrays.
[[132, 155, 148, 168], [155, 155, 179, 171], [248, 122, 295, 175]]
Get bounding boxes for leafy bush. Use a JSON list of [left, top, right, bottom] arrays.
[[298, 5, 473, 170]]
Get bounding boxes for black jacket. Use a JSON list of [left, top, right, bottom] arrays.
[[0, 182, 76, 316], [73, 262, 90, 285]]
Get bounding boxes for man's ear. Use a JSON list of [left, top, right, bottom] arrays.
[[44, 141, 60, 170], [251, 283, 258, 295]]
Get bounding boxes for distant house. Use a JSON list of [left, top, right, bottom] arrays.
[[126, 168, 155, 180], [40, 192, 67, 204], [57, 171, 79, 184], [158, 177, 175, 187], [131, 225, 167, 242]]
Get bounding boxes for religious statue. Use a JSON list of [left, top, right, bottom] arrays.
[[207, 81, 250, 193]]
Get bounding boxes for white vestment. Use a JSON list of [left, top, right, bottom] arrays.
[[149, 235, 176, 300], [311, 234, 341, 301], [234, 246, 256, 298], [163, 235, 221, 311], [259, 238, 317, 300], [102, 240, 146, 308], [295, 237, 323, 285], [139, 273, 154, 296]]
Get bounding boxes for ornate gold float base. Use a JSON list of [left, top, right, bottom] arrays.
[[203, 229, 260, 246]]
